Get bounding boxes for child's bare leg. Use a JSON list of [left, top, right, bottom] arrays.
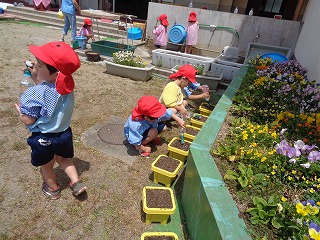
[[41, 158, 59, 189], [55, 155, 80, 184], [141, 128, 158, 145]]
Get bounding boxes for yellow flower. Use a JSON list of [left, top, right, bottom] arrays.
[[271, 171, 276, 175], [261, 157, 267, 162], [271, 132, 277, 139], [309, 228, 320, 240], [292, 170, 297, 174], [310, 188, 315, 193], [300, 113, 307, 120], [288, 176, 293, 181], [272, 165, 277, 169], [251, 142, 257, 147], [307, 116, 315, 123], [281, 196, 287, 202]]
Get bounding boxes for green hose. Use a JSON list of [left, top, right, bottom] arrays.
[[199, 24, 239, 39]]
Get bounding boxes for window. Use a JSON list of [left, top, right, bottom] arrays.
[[264, 0, 283, 13]]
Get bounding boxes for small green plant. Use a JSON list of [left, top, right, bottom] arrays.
[[173, 64, 205, 75], [224, 162, 265, 188], [246, 195, 280, 227]]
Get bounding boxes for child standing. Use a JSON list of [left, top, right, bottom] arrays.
[[152, 14, 169, 49], [185, 12, 199, 54], [59, 0, 82, 44], [124, 96, 185, 157], [159, 64, 197, 117], [77, 18, 95, 43], [15, 42, 87, 200]]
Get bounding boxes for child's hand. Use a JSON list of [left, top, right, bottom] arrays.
[[15, 103, 21, 114], [201, 92, 210, 99], [177, 117, 186, 129]]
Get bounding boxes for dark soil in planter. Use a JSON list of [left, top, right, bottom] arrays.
[[201, 102, 215, 111], [154, 156, 180, 173], [146, 189, 173, 209], [192, 115, 208, 123], [170, 139, 190, 151], [185, 126, 199, 136], [145, 236, 175, 240]]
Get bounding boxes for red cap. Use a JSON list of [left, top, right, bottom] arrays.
[[158, 14, 169, 27], [131, 96, 166, 120], [188, 12, 197, 22], [29, 42, 80, 95], [169, 64, 197, 83], [84, 18, 92, 26]]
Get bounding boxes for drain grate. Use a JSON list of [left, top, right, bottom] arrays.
[[97, 124, 127, 145]]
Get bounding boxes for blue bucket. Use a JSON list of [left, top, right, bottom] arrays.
[[0, 7, 3, 14], [169, 24, 187, 44], [75, 36, 87, 50], [127, 27, 142, 40]]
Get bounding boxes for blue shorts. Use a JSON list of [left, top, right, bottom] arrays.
[[27, 127, 74, 166], [142, 122, 166, 140]]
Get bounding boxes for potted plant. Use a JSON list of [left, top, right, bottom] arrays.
[[184, 124, 201, 142], [167, 137, 191, 162], [105, 51, 155, 81], [151, 155, 183, 187], [142, 186, 176, 225], [199, 102, 215, 117], [190, 114, 208, 129], [141, 232, 178, 240]]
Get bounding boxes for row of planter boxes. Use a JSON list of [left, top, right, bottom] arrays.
[[141, 103, 213, 239]]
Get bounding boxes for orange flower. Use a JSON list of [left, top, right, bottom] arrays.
[[305, 122, 311, 127], [308, 132, 312, 135], [284, 118, 288, 122], [297, 123, 302, 127], [303, 138, 308, 143]]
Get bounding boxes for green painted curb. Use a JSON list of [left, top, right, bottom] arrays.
[[181, 66, 252, 240]]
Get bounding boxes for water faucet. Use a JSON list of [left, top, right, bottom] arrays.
[[252, 33, 260, 42]]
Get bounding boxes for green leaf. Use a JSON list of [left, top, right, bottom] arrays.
[[246, 167, 253, 178], [238, 162, 247, 175], [271, 218, 282, 229], [224, 170, 239, 180], [258, 209, 267, 219], [268, 195, 278, 205], [250, 216, 261, 225], [253, 196, 267, 208], [267, 210, 276, 217], [238, 176, 248, 188]]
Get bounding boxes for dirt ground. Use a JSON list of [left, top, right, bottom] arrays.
[[0, 21, 189, 239]]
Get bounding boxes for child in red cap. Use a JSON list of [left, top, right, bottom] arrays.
[[152, 14, 169, 48], [15, 42, 87, 200], [185, 12, 199, 54], [77, 18, 95, 43], [124, 96, 185, 157], [160, 64, 198, 117]]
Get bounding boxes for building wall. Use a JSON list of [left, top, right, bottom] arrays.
[[294, 0, 320, 83], [147, 2, 302, 56]]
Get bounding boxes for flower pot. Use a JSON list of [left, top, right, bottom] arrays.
[[141, 232, 178, 240], [105, 61, 155, 81], [142, 186, 176, 225], [85, 51, 100, 62], [184, 125, 201, 142], [167, 137, 191, 162], [199, 102, 214, 117], [190, 114, 208, 129], [151, 155, 183, 187]]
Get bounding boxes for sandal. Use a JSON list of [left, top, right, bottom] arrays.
[[139, 151, 151, 158], [42, 182, 61, 200], [70, 180, 87, 196]]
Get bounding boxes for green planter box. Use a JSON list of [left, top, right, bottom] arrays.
[[90, 40, 136, 57]]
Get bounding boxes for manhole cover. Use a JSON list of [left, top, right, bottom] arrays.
[[97, 124, 127, 145]]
